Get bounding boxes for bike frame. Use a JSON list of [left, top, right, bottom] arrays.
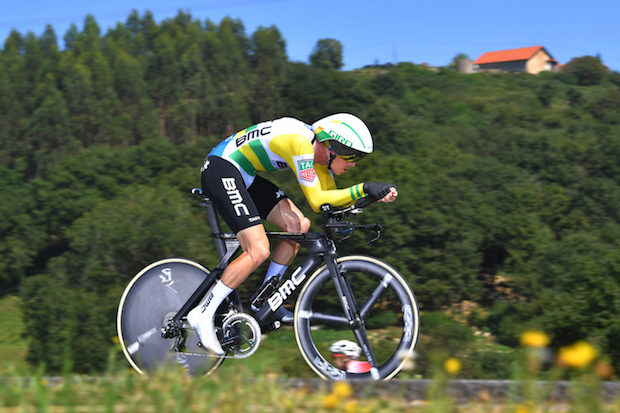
[[166, 194, 363, 334]]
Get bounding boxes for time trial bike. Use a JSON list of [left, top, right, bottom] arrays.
[[117, 189, 420, 380]]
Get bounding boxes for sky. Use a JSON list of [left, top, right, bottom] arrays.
[[1, 0, 619, 72]]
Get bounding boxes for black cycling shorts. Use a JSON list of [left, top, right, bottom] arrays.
[[201, 156, 288, 233]]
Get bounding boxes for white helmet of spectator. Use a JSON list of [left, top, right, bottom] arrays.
[[329, 339, 361, 358]]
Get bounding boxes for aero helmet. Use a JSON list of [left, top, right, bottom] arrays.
[[329, 339, 361, 358], [312, 113, 373, 161]]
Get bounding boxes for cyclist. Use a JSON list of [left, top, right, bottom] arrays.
[[187, 113, 398, 355], [330, 339, 372, 373]]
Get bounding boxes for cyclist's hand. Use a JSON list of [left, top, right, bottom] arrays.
[[380, 186, 398, 202], [363, 182, 398, 202]]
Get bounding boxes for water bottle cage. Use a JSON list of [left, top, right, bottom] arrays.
[[249, 276, 279, 309]]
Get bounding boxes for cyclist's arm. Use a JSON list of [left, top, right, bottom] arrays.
[[270, 134, 366, 212], [313, 163, 359, 207]]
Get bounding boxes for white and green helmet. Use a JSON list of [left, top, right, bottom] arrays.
[[312, 113, 373, 161]]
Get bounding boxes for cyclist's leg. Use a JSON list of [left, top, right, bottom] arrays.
[[188, 226, 269, 354], [201, 156, 271, 287], [266, 198, 311, 265], [189, 157, 270, 354], [221, 225, 270, 288], [248, 177, 310, 279]]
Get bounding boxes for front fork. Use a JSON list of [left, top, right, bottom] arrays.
[[324, 249, 380, 378]]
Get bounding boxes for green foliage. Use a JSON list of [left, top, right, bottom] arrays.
[[0, 296, 30, 373], [309, 38, 344, 70], [561, 55, 609, 86], [2, 11, 620, 376], [251, 25, 287, 120]]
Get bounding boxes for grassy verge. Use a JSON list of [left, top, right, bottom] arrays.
[[0, 295, 29, 374], [0, 361, 619, 412], [3, 296, 619, 411]]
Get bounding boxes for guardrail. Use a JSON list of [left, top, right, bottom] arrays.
[[281, 379, 620, 403]]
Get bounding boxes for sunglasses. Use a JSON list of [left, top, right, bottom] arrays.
[[340, 153, 363, 162], [328, 148, 363, 163]]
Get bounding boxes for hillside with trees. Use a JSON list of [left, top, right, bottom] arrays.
[[1, 10, 620, 376]]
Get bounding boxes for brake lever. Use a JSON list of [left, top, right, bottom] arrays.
[[357, 224, 383, 244]]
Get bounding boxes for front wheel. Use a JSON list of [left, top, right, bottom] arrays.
[[294, 256, 419, 380]]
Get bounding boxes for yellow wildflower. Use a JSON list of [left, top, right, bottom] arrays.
[[515, 404, 532, 413], [343, 400, 359, 413], [282, 397, 295, 411], [296, 387, 309, 398], [321, 393, 341, 409], [443, 357, 462, 375], [520, 330, 550, 348], [332, 381, 353, 398], [558, 341, 597, 368]]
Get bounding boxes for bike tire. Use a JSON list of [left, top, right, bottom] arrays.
[[294, 256, 419, 380], [117, 258, 229, 376]]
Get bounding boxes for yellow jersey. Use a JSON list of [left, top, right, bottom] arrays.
[[206, 117, 366, 212]]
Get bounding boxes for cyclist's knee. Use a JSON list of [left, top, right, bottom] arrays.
[[247, 237, 270, 266], [283, 215, 310, 233], [299, 216, 311, 233]]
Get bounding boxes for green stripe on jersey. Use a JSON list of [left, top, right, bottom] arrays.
[[354, 184, 363, 198], [229, 150, 257, 176], [248, 140, 276, 171], [349, 184, 363, 200]]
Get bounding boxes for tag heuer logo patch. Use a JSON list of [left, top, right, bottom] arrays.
[[297, 160, 316, 182]]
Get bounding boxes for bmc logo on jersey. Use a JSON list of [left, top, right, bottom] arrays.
[[235, 125, 272, 147], [297, 160, 316, 182]]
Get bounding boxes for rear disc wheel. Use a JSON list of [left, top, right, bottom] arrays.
[[117, 258, 235, 376]]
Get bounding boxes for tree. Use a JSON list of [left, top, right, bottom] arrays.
[[147, 32, 181, 137], [309, 38, 343, 70], [111, 49, 159, 144], [251, 25, 287, 120], [60, 58, 101, 147], [27, 73, 77, 176], [203, 17, 253, 135], [0, 167, 44, 292], [38, 25, 61, 79], [561, 55, 608, 86], [1, 31, 28, 168]]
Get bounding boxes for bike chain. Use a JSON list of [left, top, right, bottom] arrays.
[[174, 351, 247, 359]]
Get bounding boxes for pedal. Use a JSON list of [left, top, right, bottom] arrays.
[[261, 320, 282, 333], [172, 334, 187, 352]]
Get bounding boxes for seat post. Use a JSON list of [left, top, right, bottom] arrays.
[[201, 198, 227, 260]]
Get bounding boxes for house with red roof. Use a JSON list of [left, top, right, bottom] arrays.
[[473, 46, 558, 74]]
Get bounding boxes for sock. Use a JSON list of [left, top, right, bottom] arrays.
[[200, 280, 233, 315], [263, 261, 288, 284]]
